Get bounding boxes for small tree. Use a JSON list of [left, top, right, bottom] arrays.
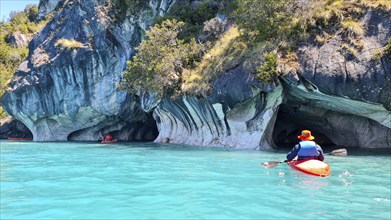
[[25, 4, 38, 22], [256, 53, 278, 84], [121, 19, 203, 98], [112, 0, 147, 20], [234, 0, 293, 41]]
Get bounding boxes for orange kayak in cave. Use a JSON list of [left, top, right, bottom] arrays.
[[101, 139, 118, 144], [7, 137, 33, 141], [288, 159, 330, 177]]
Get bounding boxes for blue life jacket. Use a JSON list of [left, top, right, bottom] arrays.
[[298, 141, 320, 157]]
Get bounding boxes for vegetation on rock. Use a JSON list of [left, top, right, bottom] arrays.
[[0, 4, 51, 119], [121, 19, 204, 98], [55, 39, 84, 50], [112, 0, 148, 20], [119, 0, 391, 98], [153, 1, 219, 42], [2, 0, 391, 109], [256, 53, 278, 84], [372, 37, 391, 60]]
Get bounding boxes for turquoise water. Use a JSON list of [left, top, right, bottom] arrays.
[[1, 141, 390, 220]]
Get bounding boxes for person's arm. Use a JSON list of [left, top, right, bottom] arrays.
[[316, 144, 324, 161], [286, 144, 300, 161]]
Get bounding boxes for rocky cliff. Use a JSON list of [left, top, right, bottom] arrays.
[[2, 0, 173, 141], [2, 1, 390, 149], [275, 10, 391, 149], [138, 9, 391, 149], [37, 0, 61, 21], [143, 66, 283, 149], [0, 116, 33, 139]]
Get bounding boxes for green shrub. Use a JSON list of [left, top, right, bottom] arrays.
[[153, 2, 218, 42], [112, 0, 148, 20], [342, 20, 365, 37], [55, 39, 84, 50], [121, 20, 204, 98], [339, 43, 359, 59], [384, 37, 391, 55], [234, 0, 293, 42], [255, 53, 278, 84], [158, 2, 218, 25], [0, 4, 49, 120], [232, 0, 375, 45], [372, 37, 391, 60], [372, 49, 384, 60], [26, 4, 39, 22], [360, 0, 391, 11], [0, 106, 8, 120], [313, 0, 346, 26]]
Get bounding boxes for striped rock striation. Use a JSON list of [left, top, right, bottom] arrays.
[[2, 1, 390, 149], [2, 0, 173, 141]]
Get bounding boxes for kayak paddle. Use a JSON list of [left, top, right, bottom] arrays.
[[261, 160, 287, 169], [261, 148, 347, 169]]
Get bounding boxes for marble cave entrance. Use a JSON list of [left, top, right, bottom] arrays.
[[272, 102, 337, 151], [67, 115, 159, 142]]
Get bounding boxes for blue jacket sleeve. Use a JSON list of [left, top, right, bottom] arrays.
[[286, 144, 300, 161], [316, 144, 324, 161]]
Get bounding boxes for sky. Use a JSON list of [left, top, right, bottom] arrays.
[[0, 0, 39, 21]]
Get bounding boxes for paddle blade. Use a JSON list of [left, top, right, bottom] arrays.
[[329, 148, 347, 156], [261, 161, 280, 168]]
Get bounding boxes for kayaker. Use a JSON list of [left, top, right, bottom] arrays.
[[103, 134, 113, 141], [286, 130, 325, 161]]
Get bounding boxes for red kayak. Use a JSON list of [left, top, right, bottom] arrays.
[[7, 137, 33, 141], [101, 139, 117, 144], [288, 159, 330, 177]]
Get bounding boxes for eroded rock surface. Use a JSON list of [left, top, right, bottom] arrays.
[[276, 10, 391, 148], [0, 116, 33, 139], [2, 0, 173, 141], [2, 2, 390, 149], [141, 66, 282, 149]]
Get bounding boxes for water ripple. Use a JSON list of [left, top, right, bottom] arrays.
[[1, 141, 390, 220]]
